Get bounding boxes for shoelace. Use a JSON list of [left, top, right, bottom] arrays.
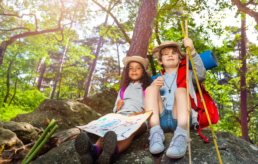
[[148, 129, 164, 146], [169, 133, 187, 148]]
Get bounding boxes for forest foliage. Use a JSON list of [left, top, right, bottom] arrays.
[[0, 0, 258, 144]]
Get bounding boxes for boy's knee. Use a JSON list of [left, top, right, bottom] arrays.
[[174, 88, 187, 97], [146, 85, 159, 94]]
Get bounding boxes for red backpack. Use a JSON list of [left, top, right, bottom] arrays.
[[195, 83, 219, 143]]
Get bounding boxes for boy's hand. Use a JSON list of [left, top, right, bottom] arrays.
[[151, 77, 164, 88], [116, 99, 124, 111], [182, 38, 196, 55]]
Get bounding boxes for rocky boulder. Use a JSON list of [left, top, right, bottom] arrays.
[[78, 88, 118, 115], [2, 121, 38, 144], [0, 121, 3, 128], [11, 99, 101, 132], [31, 130, 258, 164], [0, 128, 23, 154]]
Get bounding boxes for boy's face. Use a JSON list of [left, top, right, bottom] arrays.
[[128, 62, 143, 83], [158, 48, 181, 68]]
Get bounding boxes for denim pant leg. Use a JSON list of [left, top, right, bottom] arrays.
[[160, 109, 177, 132], [160, 109, 192, 132]]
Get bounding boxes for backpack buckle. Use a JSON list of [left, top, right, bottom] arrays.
[[213, 135, 217, 139]]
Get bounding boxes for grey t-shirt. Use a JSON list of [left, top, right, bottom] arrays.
[[113, 83, 145, 115]]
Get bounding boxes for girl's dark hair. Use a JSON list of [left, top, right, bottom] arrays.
[[122, 62, 151, 90]]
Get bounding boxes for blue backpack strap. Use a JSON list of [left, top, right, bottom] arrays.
[[151, 73, 161, 82]]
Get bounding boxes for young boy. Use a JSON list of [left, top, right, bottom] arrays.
[[145, 38, 206, 158]]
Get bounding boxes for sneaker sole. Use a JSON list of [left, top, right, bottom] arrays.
[[74, 133, 93, 164], [166, 149, 187, 159], [150, 149, 164, 154], [97, 131, 117, 164]]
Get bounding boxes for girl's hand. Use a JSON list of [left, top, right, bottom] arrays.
[[116, 99, 124, 111], [151, 77, 164, 88], [129, 110, 146, 117], [182, 38, 196, 55]]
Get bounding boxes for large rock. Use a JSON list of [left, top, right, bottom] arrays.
[[31, 130, 258, 164], [0, 121, 3, 128], [78, 88, 118, 115], [11, 99, 100, 132], [2, 121, 38, 144], [0, 128, 23, 154]]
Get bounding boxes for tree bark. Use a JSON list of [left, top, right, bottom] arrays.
[[3, 61, 13, 107], [51, 39, 69, 99], [240, 12, 248, 141], [120, 0, 158, 87], [37, 63, 46, 90], [83, 13, 109, 98]]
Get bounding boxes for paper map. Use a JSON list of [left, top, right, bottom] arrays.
[[77, 111, 152, 141]]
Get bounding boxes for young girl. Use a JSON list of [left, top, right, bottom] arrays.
[[74, 56, 151, 164]]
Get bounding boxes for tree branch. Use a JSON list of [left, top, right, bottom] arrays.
[[92, 0, 131, 44], [247, 104, 258, 115], [0, 19, 6, 26], [156, 0, 179, 15], [230, 115, 241, 124], [54, 16, 75, 42], [109, 0, 121, 11], [0, 0, 66, 65], [0, 13, 38, 31], [54, 29, 64, 42], [246, 0, 258, 6], [231, 0, 258, 25], [0, 27, 30, 32]]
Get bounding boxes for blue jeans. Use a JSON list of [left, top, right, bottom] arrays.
[[159, 108, 192, 132]]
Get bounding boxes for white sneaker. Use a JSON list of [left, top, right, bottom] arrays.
[[148, 128, 165, 154], [166, 130, 188, 158]]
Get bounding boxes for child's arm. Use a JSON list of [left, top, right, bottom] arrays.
[[182, 38, 206, 84], [113, 89, 123, 113]]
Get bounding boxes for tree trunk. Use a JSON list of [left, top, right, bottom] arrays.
[[3, 61, 13, 107], [8, 70, 18, 106], [147, 54, 156, 76], [33, 58, 42, 87], [57, 73, 62, 98], [240, 12, 248, 141], [120, 0, 158, 87], [116, 42, 121, 76], [51, 39, 69, 99], [83, 14, 109, 98], [37, 63, 46, 90]]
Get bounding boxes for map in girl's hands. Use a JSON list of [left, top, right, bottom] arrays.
[[77, 111, 152, 141]]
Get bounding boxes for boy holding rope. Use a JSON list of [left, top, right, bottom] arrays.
[[145, 38, 206, 158]]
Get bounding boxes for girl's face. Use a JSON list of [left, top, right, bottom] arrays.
[[128, 62, 143, 83], [158, 48, 181, 68]]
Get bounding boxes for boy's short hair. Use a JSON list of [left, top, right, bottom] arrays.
[[158, 46, 185, 61]]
